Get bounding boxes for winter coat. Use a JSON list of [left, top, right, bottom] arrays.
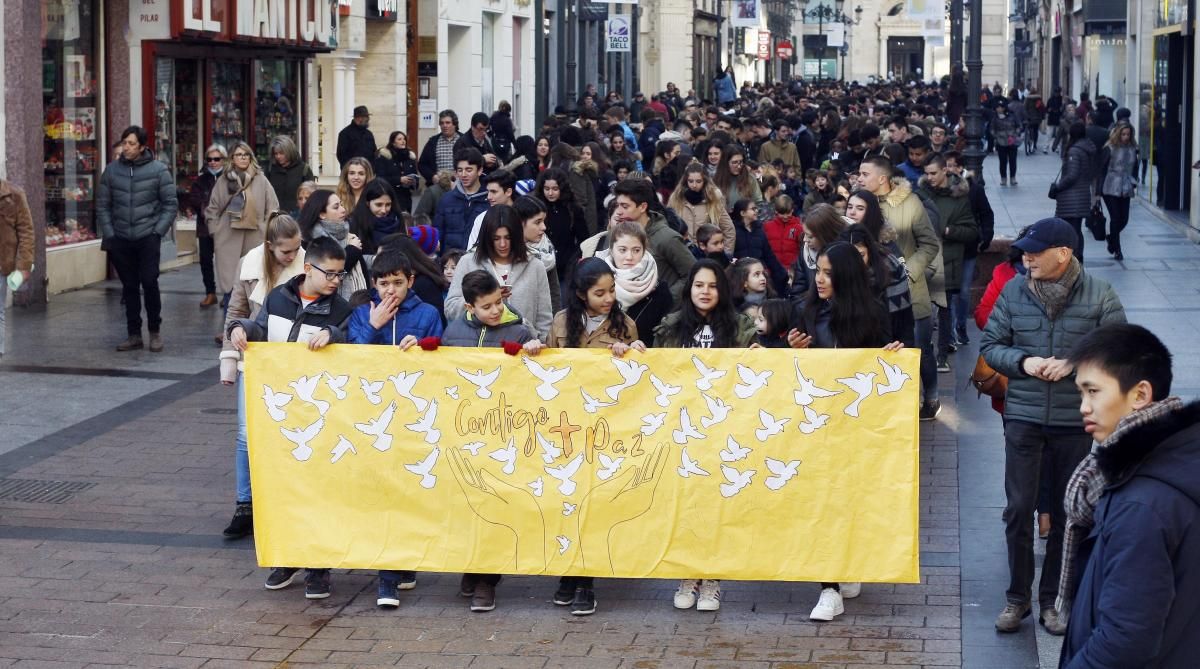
[[567, 160, 599, 235], [644, 211, 697, 306], [1060, 402, 1200, 669], [348, 290, 444, 345], [965, 175, 995, 256], [990, 113, 1022, 148], [413, 180, 449, 221], [218, 243, 307, 382], [794, 297, 892, 349], [639, 120, 666, 162], [652, 311, 756, 348], [1055, 139, 1098, 219], [433, 182, 489, 252], [546, 311, 639, 349], [980, 270, 1126, 428], [1023, 94, 1045, 125], [418, 131, 462, 185], [625, 280, 673, 348], [97, 149, 177, 241], [265, 160, 314, 215], [877, 178, 942, 320], [373, 147, 419, 214], [801, 187, 836, 214], [543, 199, 589, 276], [229, 274, 353, 345], [185, 170, 220, 237], [917, 174, 979, 292], [336, 122, 377, 168], [720, 177, 763, 211], [0, 180, 35, 277], [763, 214, 804, 270], [488, 111, 516, 163], [205, 165, 280, 295], [1099, 144, 1139, 199], [788, 245, 818, 301], [441, 305, 535, 348], [732, 219, 789, 296], [974, 260, 1019, 414], [444, 252, 553, 340], [757, 139, 800, 171], [675, 196, 736, 254], [714, 73, 737, 105], [454, 132, 499, 164]]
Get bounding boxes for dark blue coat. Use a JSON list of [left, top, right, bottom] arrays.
[[433, 183, 489, 252], [1060, 402, 1200, 669], [732, 220, 788, 296], [348, 290, 444, 345]]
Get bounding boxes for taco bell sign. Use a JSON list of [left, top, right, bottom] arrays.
[[606, 16, 631, 52]]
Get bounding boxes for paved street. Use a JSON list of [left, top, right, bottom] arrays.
[[2, 148, 1198, 668]]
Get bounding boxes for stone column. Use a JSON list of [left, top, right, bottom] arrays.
[[5, 0, 48, 305]]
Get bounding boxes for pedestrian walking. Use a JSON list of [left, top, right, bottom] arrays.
[[666, 163, 735, 253], [335, 105, 377, 168], [1050, 123, 1098, 261], [1097, 124, 1138, 260], [185, 144, 225, 308], [205, 141, 279, 306], [372, 131, 419, 215], [0, 178, 34, 358], [991, 100, 1022, 186]]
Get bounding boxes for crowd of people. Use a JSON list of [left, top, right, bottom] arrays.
[[78, 72, 1199, 667]]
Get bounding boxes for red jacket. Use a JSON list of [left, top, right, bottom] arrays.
[[975, 261, 1019, 414], [763, 214, 804, 270]]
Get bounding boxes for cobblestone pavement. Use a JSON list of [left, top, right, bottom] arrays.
[[1, 148, 1197, 668]]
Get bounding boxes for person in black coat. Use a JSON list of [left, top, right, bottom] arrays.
[[535, 168, 589, 282], [454, 112, 501, 172], [730, 199, 788, 296], [373, 131, 419, 215], [336, 106, 377, 168], [184, 144, 226, 306], [488, 102, 516, 163], [1052, 123, 1097, 260]]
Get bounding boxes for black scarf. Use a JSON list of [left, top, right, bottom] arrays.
[[683, 188, 706, 205]]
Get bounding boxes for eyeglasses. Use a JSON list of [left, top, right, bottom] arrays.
[[232, 152, 251, 158], [310, 263, 348, 281], [206, 157, 223, 163]]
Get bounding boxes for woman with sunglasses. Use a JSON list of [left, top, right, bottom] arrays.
[[205, 141, 280, 309], [184, 144, 227, 308]]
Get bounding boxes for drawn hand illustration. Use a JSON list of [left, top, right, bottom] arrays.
[[403, 446, 440, 489], [755, 408, 790, 442], [280, 416, 325, 462], [733, 363, 771, 399], [353, 400, 397, 452], [875, 356, 911, 395], [597, 453, 624, 480], [650, 374, 682, 407], [798, 404, 831, 434], [330, 435, 357, 463], [360, 378, 385, 405], [764, 458, 801, 491], [677, 445, 711, 477], [606, 356, 649, 400], [719, 464, 756, 497], [261, 384, 293, 422], [462, 441, 486, 456], [289, 375, 329, 416], [457, 367, 501, 399], [641, 412, 667, 436], [545, 452, 585, 495], [719, 435, 752, 462], [580, 388, 615, 413], [522, 356, 572, 400], [445, 447, 547, 573], [692, 355, 727, 391], [536, 431, 562, 464], [324, 373, 349, 400], [793, 359, 842, 406], [699, 393, 732, 429], [404, 398, 441, 444], [672, 407, 707, 444], [445, 385, 460, 400], [577, 443, 670, 573], [489, 437, 518, 475], [388, 371, 429, 411], [837, 372, 877, 417]]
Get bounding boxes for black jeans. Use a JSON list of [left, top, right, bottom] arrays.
[[108, 234, 162, 336], [1060, 217, 1085, 261], [559, 575, 595, 589], [996, 146, 1018, 179], [913, 316, 937, 403], [1102, 195, 1131, 252], [1002, 420, 1091, 608], [198, 234, 216, 294]]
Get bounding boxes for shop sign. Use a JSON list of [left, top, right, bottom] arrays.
[[606, 17, 631, 52], [172, 0, 338, 50], [775, 38, 793, 59], [367, 0, 401, 21], [131, 0, 172, 40], [757, 30, 771, 60]]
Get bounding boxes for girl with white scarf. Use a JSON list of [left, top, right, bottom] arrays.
[[597, 221, 672, 345]]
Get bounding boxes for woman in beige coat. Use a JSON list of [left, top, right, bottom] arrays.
[[666, 162, 735, 253], [206, 141, 280, 296]]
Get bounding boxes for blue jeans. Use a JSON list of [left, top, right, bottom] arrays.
[[236, 374, 251, 503], [953, 257, 977, 335], [913, 316, 937, 403]]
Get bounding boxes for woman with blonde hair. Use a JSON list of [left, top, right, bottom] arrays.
[[1098, 123, 1138, 260], [337, 156, 374, 212], [667, 162, 735, 253], [206, 140, 280, 302]]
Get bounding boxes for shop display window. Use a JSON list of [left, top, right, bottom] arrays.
[[211, 62, 246, 151], [155, 58, 202, 191], [254, 61, 302, 163], [42, 0, 100, 248]]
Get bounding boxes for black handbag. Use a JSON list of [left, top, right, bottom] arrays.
[[1086, 202, 1107, 241], [1047, 165, 1063, 199]]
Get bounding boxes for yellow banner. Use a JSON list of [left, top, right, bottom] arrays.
[[244, 344, 920, 583]]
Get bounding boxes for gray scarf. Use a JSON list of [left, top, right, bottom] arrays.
[[1027, 256, 1081, 321], [312, 219, 349, 246]]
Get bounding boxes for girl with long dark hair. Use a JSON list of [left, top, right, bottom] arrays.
[[349, 178, 405, 255], [535, 168, 589, 284], [298, 189, 369, 299], [841, 225, 914, 348], [513, 195, 562, 314], [713, 145, 762, 208], [373, 130, 419, 214]]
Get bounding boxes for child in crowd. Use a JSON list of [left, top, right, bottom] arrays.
[[226, 236, 354, 601], [751, 298, 792, 348], [694, 224, 730, 268], [802, 170, 837, 214], [597, 222, 673, 347], [832, 193, 848, 217], [727, 257, 773, 309], [438, 249, 464, 298], [763, 194, 804, 273], [441, 269, 545, 612]]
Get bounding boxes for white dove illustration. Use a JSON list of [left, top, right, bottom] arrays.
[[523, 357, 572, 400], [692, 355, 727, 391], [545, 452, 585, 495], [605, 357, 649, 400], [261, 385, 293, 422], [360, 378, 385, 405], [640, 412, 668, 436], [672, 407, 707, 444], [838, 372, 877, 417], [755, 409, 790, 442], [719, 464, 756, 498], [719, 435, 752, 462], [733, 364, 772, 399], [445, 385, 460, 400], [596, 454, 624, 480], [793, 359, 842, 406], [562, 502, 577, 516], [699, 393, 732, 429], [556, 535, 571, 554], [798, 405, 831, 434], [457, 367, 501, 399], [764, 458, 801, 491], [581, 388, 615, 414], [650, 374, 682, 407], [528, 476, 544, 497], [387, 371, 429, 412], [536, 431, 562, 464], [404, 398, 441, 444], [875, 357, 911, 395], [353, 401, 398, 452], [489, 437, 518, 475], [288, 375, 329, 416], [403, 447, 440, 489], [324, 373, 349, 400], [676, 446, 711, 478], [330, 436, 357, 464], [280, 416, 324, 462], [461, 441, 486, 456]]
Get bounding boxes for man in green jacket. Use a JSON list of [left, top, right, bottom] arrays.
[[981, 217, 1126, 636], [612, 179, 694, 306], [756, 120, 801, 172]]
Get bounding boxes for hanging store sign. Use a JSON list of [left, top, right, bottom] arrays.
[[606, 17, 632, 52], [170, 0, 338, 50], [367, 0, 401, 21], [758, 30, 771, 60], [775, 39, 794, 60]]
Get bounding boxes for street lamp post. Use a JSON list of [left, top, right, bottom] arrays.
[[803, 2, 861, 81], [961, 0, 986, 182]]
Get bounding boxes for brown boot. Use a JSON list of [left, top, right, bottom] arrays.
[[199, 293, 218, 308], [148, 333, 164, 353], [116, 335, 144, 351]]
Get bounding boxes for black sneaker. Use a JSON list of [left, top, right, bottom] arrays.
[[305, 569, 331, 599], [264, 567, 299, 590], [553, 579, 575, 606], [955, 329, 970, 346], [459, 574, 476, 598], [570, 587, 596, 616], [222, 502, 253, 540], [377, 578, 400, 609], [937, 358, 951, 373], [397, 571, 417, 591], [920, 400, 942, 421]]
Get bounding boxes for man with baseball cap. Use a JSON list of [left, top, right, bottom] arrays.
[[336, 105, 377, 168], [981, 217, 1126, 636]]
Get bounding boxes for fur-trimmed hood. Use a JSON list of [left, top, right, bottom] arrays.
[[571, 158, 599, 178], [375, 147, 416, 161], [917, 173, 970, 199], [877, 221, 899, 245], [1096, 399, 1200, 506], [882, 176, 914, 208]]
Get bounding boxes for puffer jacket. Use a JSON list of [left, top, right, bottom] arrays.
[[1099, 144, 1138, 199], [732, 219, 789, 296], [97, 149, 177, 241], [763, 213, 803, 269], [441, 305, 535, 348], [980, 270, 1126, 427], [265, 160, 314, 215], [1054, 139, 1098, 219], [877, 178, 942, 320], [917, 174, 979, 291], [433, 181, 489, 252], [348, 290, 444, 345]]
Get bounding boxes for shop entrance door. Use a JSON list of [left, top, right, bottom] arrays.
[[1153, 32, 1193, 211], [887, 37, 924, 80]]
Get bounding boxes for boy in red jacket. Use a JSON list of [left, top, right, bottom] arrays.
[[763, 194, 803, 280]]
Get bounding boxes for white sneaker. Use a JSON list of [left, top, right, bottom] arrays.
[[839, 582, 861, 599], [809, 587, 845, 621], [696, 579, 721, 611], [673, 579, 699, 609]]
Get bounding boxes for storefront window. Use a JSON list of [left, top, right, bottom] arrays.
[[154, 59, 203, 191], [254, 61, 302, 163], [211, 62, 247, 151], [1157, 0, 1187, 28], [42, 0, 100, 248]]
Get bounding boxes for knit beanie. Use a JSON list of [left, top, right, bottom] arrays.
[[410, 225, 440, 256]]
